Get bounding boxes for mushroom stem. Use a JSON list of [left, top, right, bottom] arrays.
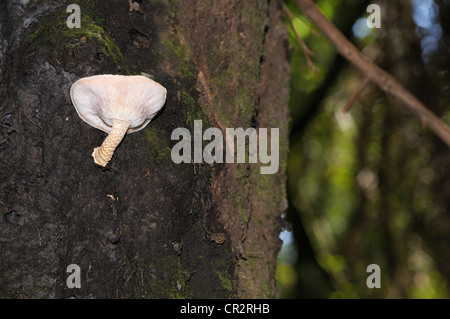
[[92, 119, 130, 167]]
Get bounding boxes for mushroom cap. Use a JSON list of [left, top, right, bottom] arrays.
[[70, 74, 167, 134]]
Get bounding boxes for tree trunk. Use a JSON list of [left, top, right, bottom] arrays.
[[0, 0, 290, 298]]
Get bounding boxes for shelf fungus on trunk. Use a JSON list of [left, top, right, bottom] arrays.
[[70, 74, 167, 167]]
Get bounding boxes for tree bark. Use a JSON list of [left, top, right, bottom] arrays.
[[0, 0, 289, 298]]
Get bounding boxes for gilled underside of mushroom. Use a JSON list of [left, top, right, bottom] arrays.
[[70, 74, 167, 167]]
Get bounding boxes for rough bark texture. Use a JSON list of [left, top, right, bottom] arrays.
[[0, 0, 289, 298]]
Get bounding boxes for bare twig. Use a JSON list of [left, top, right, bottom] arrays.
[[282, 2, 321, 37], [295, 0, 450, 147], [282, 2, 317, 73], [343, 77, 370, 113]]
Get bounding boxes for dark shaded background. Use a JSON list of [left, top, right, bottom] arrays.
[[278, 0, 450, 298]]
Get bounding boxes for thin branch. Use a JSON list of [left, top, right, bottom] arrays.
[[282, 2, 317, 73], [283, 3, 321, 37], [295, 0, 450, 147], [342, 76, 370, 114]]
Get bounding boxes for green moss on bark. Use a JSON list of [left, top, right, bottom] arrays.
[[143, 126, 172, 164], [26, 1, 129, 72]]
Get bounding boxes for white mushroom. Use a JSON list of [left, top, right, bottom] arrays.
[[70, 74, 167, 167]]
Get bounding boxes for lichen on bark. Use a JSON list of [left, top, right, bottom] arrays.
[[172, 0, 291, 298]]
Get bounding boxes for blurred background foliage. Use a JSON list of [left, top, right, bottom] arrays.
[[276, 0, 450, 298]]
